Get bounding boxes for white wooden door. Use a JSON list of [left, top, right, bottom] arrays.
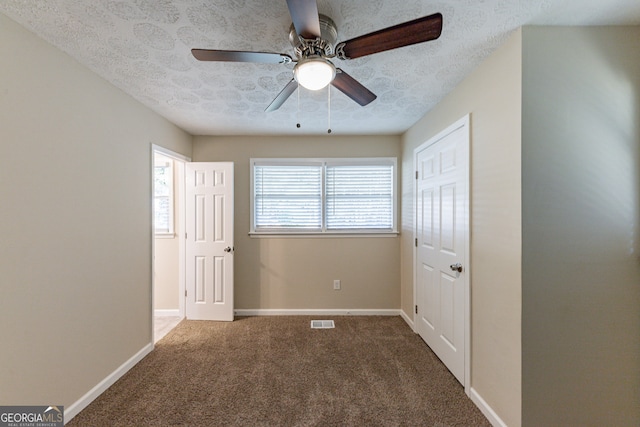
[[415, 117, 469, 384], [185, 162, 234, 321]]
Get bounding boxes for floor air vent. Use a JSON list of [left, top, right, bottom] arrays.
[[311, 320, 335, 329]]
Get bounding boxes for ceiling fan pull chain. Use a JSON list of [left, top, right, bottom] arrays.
[[327, 85, 332, 134], [296, 81, 301, 129]]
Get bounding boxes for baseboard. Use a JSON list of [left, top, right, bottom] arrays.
[[154, 309, 179, 317], [400, 309, 415, 331], [469, 387, 508, 427], [234, 309, 401, 317], [64, 343, 153, 424]]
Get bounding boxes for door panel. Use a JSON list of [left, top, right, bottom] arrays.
[[214, 256, 225, 303], [421, 188, 434, 248], [186, 162, 234, 321], [439, 272, 456, 348], [440, 183, 456, 253], [421, 263, 436, 329], [415, 119, 468, 384]]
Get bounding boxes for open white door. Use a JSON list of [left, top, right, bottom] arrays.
[[185, 162, 234, 321], [414, 116, 469, 385]]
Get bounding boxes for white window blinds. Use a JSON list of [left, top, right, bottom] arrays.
[[253, 164, 322, 230], [251, 158, 397, 234], [325, 163, 394, 230]]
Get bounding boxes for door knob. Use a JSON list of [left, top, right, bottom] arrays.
[[223, 246, 233, 253], [450, 263, 463, 273]]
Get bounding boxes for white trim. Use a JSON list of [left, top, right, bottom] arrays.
[[249, 232, 399, 238], [154, 309, 180, 317], [234, 309, 401, 317], [64, 343, 153, 424], [462, 114, 472, 395], [175, 160, 186, 320], [151, 144, 191, 162], [400, 309, 415, 331], [469, 388, 508, 427]]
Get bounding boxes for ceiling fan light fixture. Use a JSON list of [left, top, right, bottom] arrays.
[[294, 57, 336, 91]]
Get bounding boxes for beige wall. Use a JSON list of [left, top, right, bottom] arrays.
[[401, 30, 523, 426], [154, 235, 180, 310], [0, 13, 192, 408], [193, 135, 401, 311], [521, 26, 640, 426], [154, 154, 181, 311]]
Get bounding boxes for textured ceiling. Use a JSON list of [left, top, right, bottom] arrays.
[[2, 0, 640, 135]]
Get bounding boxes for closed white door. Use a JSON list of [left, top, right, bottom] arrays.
[[415, 117, 469, 384], [185, 162, 234, 321]]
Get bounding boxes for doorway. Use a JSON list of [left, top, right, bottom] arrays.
[[152, 145, 189, 343]]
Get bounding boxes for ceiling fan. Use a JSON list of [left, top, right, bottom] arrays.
[[192, 0, 443, 112]]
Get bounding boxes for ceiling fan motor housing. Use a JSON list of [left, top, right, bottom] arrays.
[[289, 14, 338, 58]]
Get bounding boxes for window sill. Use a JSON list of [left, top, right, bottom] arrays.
[[155, 232, 176, 239], [249, 231, 399, 239]]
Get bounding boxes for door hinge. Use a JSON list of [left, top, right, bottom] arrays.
[[415, 170, 418, 180], [185, 290, 187, 297], [415, 238, 418, 247], [415, 305, 418, 314]]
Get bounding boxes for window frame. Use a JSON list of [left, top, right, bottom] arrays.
[[250, 157, 398, 236]]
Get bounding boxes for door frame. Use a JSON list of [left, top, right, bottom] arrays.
[[151, 144, 190, 343], [412, 114, 471, 393]]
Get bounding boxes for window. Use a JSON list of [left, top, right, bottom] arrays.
[[154, 155, 174, 235], [251, 158, 397, 235]]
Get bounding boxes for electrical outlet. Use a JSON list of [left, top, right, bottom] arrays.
[[333, 279, 341, 290]]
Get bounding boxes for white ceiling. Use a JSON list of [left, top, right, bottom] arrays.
[[2, 0, 640, 136]]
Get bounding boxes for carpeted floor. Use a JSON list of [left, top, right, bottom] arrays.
[[68, 316, 490, 426]]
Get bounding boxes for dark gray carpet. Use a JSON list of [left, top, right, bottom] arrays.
[[68, 316, 489, 426]]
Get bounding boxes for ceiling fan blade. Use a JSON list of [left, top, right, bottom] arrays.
[[336, 13, 443, 60], [192, 49, 292, 64], [331, 69, 376, 107], [286, 0, 321, 39], [265, 79, 298, 112]]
